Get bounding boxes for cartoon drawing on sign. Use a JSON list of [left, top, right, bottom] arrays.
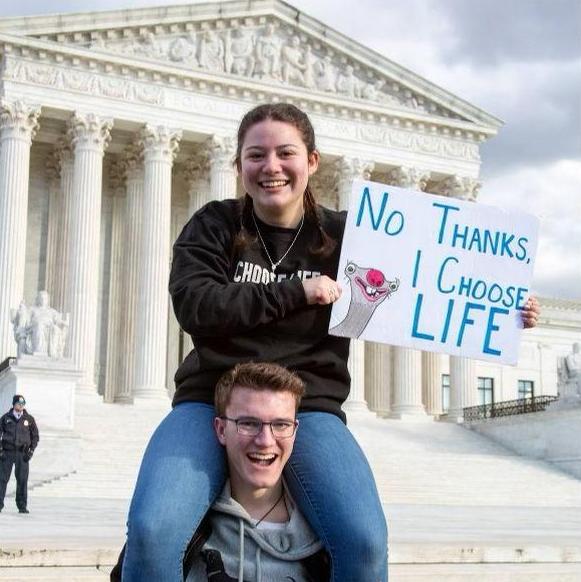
[[330, 262, 400, 338]]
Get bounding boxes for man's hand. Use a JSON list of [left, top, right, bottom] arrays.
[[521, 296, 540, 329], [23, 448, 33, 462]]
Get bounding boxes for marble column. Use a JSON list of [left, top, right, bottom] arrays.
[[390, 347, 429, 419], [422, 351, 443, 416], [181, 153, 210, 357], [184, 151, 211, 217], [365, 343, 392, 416], [44, 150, 61, 301], [104, 159, 127, 403], [64, 112, 112, 393], [0, 100, 40, 360], [53, 139, 74, 312], [134, 125, 181, 399], [117, 144, 144, 403], [208, 136, 236, 201], [335, 157, 374, 411], [447, 356, 477, 422]]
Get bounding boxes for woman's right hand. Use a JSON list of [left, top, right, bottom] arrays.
[[302, 276, 342, 306]]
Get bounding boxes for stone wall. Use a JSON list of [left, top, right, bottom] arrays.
[[468, 406, 581, 479]]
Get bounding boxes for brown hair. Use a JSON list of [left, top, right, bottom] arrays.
[[215, 362, 305, 415], [233, 103, 336, 258]]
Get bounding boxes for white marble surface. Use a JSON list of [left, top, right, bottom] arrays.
[[0, 356, 82, 431]]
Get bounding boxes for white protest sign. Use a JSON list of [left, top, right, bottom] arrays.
[[329, 180, 539, 365]]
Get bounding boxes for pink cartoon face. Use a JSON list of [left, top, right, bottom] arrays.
[[344, 262, 400, 305]]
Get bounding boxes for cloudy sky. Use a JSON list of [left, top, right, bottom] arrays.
[[3, 0, 580, 300]]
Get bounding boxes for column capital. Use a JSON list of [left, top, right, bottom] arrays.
[[334, 156, 374, 183], [387, 166, 430, 191], [108, 158, 127, 197], [183, 150, 210, 186], [55, 136, 74, 167], [0, 99, 41, 142], [429, 175, 481, 201], [208, 135, 235, 169], [141, 124, 182, 163], [46, 149, 61, 183], [123, 142, 145, 181], [68, 112, 113, 153]]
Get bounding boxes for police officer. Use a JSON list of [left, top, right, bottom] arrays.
[[0, 394, 39, 513]]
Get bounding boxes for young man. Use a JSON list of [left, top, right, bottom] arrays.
[[186, 362, 328, 581], [0, 394, 39, 514], [111, 363, 328, 581]]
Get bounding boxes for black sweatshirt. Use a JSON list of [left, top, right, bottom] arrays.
[[169, 199, 350, 422]]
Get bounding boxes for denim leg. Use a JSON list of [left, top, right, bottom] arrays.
[[284, 412, 388, 582], [122, 402, 227, 582]]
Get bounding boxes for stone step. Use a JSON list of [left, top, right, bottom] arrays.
[[390, 563, 581, 581], [0, 567, 111, 581]]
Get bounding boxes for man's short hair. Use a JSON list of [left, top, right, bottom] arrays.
[[215, 362, 305, 416]]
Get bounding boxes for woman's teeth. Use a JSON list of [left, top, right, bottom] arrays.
[[260, 180, 288, 188]]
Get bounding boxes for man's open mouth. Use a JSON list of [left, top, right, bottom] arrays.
[[247, 453, 278, 466]]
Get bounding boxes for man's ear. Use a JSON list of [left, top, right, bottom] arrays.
[[214, 416, 227, 446]]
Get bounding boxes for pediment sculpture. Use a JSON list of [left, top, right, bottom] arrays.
[[82, 21, 456, 119]]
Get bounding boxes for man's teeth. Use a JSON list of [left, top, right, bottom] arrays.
[[248, 453, 277, 465], [366, 285, 378, 296]]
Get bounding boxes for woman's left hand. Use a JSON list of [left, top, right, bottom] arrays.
[[521, 296, 540, 329]]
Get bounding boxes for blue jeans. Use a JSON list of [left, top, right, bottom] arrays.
[[122, 403, 388, 581]]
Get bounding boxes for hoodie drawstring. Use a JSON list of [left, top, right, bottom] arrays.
[[238, 518, 245, 582], [255, 547, 262, 582]]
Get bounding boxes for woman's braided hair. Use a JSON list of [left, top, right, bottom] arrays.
[[233, 103, 336, 258]]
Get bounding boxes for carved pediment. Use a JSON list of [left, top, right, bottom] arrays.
[[69, 20, 455, 120], [0, 1, 500, 128]]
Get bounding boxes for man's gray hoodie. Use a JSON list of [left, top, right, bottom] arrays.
[[186, 481, 324, 582]]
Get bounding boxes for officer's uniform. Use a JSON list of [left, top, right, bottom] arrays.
[[0, 395, 39, 513]]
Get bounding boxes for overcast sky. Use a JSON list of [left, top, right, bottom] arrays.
[[3, 0, 580, 300]]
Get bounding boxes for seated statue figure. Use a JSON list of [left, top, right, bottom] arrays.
[[22, 291, 69, 359], [557, 342, 581, 403]]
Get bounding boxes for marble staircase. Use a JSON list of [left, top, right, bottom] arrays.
[[1, 399, 581, 580]]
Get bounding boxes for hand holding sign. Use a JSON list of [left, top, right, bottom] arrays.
[[329, 180, 539, 365]]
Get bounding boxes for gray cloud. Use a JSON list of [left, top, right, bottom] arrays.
[[480, 64, 581, 175], [439, 0, 581, 66]]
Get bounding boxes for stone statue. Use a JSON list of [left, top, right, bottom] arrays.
[[169, 36, 198, 66], [254, 23, 281, 80], [303, 45, 317, 89], [315, 54, 337, 93], [362, 79, 385, 101], [10, 301, 30, 358], [281, 36, 307, 86], [139, 32, 163, 59], [10, 291, 70, 359], [336, 64, 361, 99], [556, 342, 581, 406], [225, 29, 255, 76], [199, 30, 225, 72]]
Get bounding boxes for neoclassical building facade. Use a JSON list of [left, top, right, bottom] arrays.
[[0, 1, 579, 418]]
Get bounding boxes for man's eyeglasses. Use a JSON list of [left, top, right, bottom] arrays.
[[219, 416, 298, 439]]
